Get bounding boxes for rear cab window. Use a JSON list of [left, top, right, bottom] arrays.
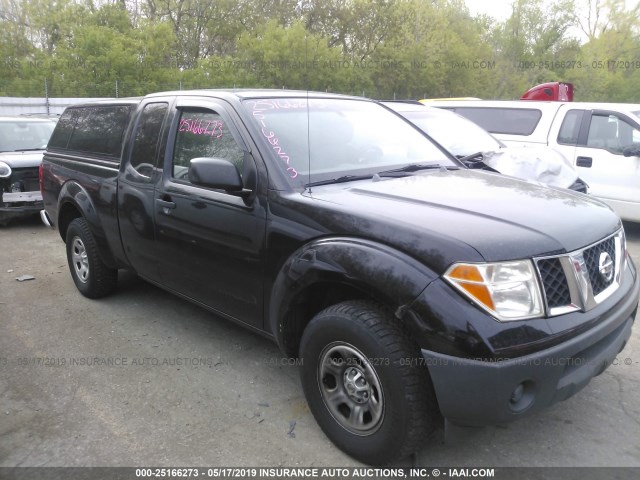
[[450, 107, 542, 136], [129, 102, 169, 178], [48, 104, 134, 161], [557, 109, 584, 145], [48, 110, 76, 150]]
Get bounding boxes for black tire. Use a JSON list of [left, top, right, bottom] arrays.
[[299, 300, 439, 465], [65, 217, 117, 298]]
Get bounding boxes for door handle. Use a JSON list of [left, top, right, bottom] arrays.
[[156, 198, 176, 211], [576, 156, 592, 168]]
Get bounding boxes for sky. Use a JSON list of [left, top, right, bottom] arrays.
[[465, 0, 640, 21], [464, 0, 514, 21], [464, 0, 640, 41]]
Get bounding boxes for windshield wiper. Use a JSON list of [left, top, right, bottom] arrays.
[[456, 152, 500, 172], [305, 163, 457, 187], [305, 174, 372, 188], [13, 148, 46, 152], [377, 163, 457, 176], [457, 152, 485, 164]]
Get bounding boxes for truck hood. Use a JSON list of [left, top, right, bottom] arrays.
[[307, 169, 620, 268], [0, 150, 45, 168]]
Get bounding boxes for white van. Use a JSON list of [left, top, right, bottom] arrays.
[[428, 100, 640, 222]]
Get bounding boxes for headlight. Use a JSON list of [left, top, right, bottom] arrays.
[[0, 161, 11, 178], [444, 260, 544, 321]]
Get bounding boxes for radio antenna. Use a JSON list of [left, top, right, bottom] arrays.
[[305, 1, 311, 195]]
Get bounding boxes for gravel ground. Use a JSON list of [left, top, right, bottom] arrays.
[[1, 215, 639, 468]]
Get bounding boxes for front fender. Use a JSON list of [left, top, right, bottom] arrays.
[[269, 236, 439, 352]]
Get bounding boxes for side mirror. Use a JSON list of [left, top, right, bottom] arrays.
[[188, 157, 247, 193], [622, 144, 640, 157]]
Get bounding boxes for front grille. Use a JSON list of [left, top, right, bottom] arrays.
[[2, 168, 40, 193], [535, 230, 624, 316], [583, 236, 616, 296], [537, 258, 571, 308]]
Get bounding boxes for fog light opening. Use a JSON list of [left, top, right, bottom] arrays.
[[509, 380, 535, 413], [511, 384, 524, 403]]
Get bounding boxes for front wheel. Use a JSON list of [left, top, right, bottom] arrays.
[[66, 217, 117, 298], [300, 300, 439, 465]]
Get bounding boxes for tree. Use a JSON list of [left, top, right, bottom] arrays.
[[0, 0, 638, 101], [572, 0, 640, 101], [304, 0, 404, 61], [489, 0, 578, 97], [232, 19, 349, 91]]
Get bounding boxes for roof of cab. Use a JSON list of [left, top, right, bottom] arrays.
[[424, 99, 640, 114], [62, 97, 143, 109], [381, 101, 469, 121], [58, 90, 371, 111], [144, 89, 367, 101], [381, 101, 431, 112]]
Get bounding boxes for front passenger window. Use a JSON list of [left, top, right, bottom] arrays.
[[587, 114, 640, 154], [172, 109, 245, 182]]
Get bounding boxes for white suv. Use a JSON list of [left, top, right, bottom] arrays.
[[429, 100, 640, 222]]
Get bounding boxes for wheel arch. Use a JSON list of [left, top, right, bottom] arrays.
[[57, 180, 118, 269], [269, 237, 438, 357]]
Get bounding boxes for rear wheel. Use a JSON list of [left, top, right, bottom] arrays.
[[300, 300, 439, 465], [66, 217, 117, 298]]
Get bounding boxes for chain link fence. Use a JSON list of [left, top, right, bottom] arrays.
[[0, 78, 424, 104], [1, 79, 216, 99]]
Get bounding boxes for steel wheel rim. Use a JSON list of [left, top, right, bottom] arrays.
[[71, 237, 89, 283], [317, 342, 384, 435]]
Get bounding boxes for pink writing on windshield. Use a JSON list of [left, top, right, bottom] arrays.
[[250, 101, 298, 179], [179, 118, 224, 138], [248, 99, 308, 114], [261, 127, 298, 178]]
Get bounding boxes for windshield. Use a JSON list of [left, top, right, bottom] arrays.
[[401, 109, 503, 157], [243, 98, 453, 187], [0, 120, 56, 152]]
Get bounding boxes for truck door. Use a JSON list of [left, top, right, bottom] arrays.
[[118, 99, 172, 282], [153, 98, 267, 328], [548, 107, 583, 168], [573, 110, 640, 221]]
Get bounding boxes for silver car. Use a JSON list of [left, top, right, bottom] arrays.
[[383, 101, 588, 193], [0, 116, 57, 225]]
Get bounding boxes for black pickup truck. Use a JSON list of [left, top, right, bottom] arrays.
[[40, 90, 639, 465]]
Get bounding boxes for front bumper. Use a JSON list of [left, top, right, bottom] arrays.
[[422, 262, 639, 427], [0, 191, 43, 222]]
